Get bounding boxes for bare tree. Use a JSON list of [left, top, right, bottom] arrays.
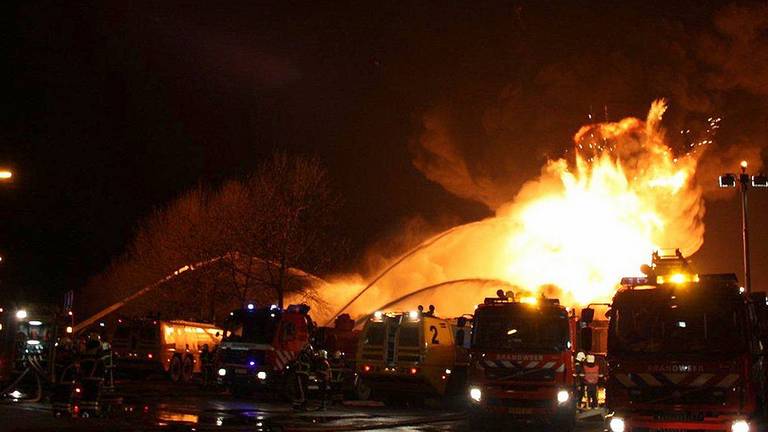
[[78, 152, 341, 323], [245, 152, 340, 308]]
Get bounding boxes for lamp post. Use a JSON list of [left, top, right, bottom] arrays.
[[719, 161, 768, 295]]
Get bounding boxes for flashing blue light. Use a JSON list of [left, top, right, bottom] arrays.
[[247, 303, 255, 310], [249, 360, 256, 367], [270, 304, 278, 311]]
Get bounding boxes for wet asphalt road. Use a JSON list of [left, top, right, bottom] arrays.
[[0, 380, 607, 431]]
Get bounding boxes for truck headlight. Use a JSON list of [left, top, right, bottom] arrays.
[[257, 371, 267, 380], [217, 368, 227, 377], [609, 417, 625, 432], [469, 387, 482, 402], [732, 420, 749, 432], [557, 389, 570, 404]]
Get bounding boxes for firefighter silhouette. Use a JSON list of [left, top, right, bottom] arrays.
[[313, 349, 331, 409], [583, 354, 602, 408], [200, 344, 214, 388], [574, 351, 587, 407], [292, 345, 314, 410]]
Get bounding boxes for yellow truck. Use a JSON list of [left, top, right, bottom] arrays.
[[355, 308, 469, 401], [111, 318, 222, 382]]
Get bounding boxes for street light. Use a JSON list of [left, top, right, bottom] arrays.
[[719, 161, 767, 294]]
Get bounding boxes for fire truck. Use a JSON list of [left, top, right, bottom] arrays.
[[111, 318, 222, 382], [466, 291, 579, 431], [583, 250, 767, 432], [312, 314, 363, 399], [216, 303, 314, 397], [0, 304, 69, 391], [355, 306, 470, 403]]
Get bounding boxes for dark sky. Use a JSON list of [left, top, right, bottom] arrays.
[[3, 1, 768, 302]]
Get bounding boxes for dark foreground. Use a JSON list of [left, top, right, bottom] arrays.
[[0, 380, 607, 431]]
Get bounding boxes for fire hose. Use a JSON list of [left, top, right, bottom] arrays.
[[325, 222, 484, 325], [0, 366, 44, 403]]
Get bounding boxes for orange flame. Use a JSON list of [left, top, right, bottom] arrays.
[[307, 101, 705, 324]]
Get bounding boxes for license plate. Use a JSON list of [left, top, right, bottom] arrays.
[[307, 385, 319, 390], [234, 368, 248, 375], [508, 407, 533, 415]]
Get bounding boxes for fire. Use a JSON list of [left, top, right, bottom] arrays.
[[501, 104, 701, 305], [310, 100, 705, 324]]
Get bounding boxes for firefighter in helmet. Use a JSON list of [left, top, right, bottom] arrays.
[[583, 354, 602, 408], [292, 345, 314, 410], [314, 349, 331, 409], [574, 351, 587, 408], [84, 332, 102, 355], [200, 344, 214, 388]]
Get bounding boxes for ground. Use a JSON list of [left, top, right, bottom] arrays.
[[0, 380, 607, 431]]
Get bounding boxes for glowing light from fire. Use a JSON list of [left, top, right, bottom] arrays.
[[499, 101, 703, 305], [308, 100, 707, 323]]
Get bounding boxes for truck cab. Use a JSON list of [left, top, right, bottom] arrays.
[[467, 292, 578, 430], [356, 307, 469, 401], [217, 304, 313, 397], [598, 271, 764, 432]]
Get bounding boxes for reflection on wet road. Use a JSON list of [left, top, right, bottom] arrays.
[[1, 379, 606, 431]]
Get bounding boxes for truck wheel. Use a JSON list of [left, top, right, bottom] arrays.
[[282, 371, 299, 402], [354, 379, 372, 401], [445, 368, 467, 396], [181, 356, 194, 382], [467, 411, 487, 429], [169, 356, 182, 382], [551, 413, 576, 432]]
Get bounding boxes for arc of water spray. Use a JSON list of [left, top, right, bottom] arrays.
[[324, 221, 485, 326], [353, 278, 514, 327]]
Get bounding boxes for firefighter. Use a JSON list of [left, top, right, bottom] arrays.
[[426, 305, 435, 316], [574, 351, 587, 408], [80, 332, 112, 379], [292, 345, 314, 410], [55, 337, 77, 382], [583, 354, 602, 409], [83, 333, 101, 356], [77, 333, 109, 416], [314, 349, 331, 409], [200, 344, 214, 388]]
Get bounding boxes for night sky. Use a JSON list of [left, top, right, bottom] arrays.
[[3, 1, 767, 302]]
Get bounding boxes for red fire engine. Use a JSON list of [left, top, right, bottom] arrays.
[[584, 251, 766, 432], [467, 291, 579, 431], [216, 303, 314, 397]]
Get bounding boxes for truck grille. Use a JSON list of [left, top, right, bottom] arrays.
[[635, 429, 709, 432], [486, 367, 555, 381], [487, 398, 550, 408], [222, 349, 265, 366], [653, 412, 705, 422], [628, 387, 727, 405]]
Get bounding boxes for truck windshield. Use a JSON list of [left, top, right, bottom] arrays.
[[609, 293, 745, 355], [363, 322, 385, 346], [225, 310, 279, 344], [472, 305, 569, 352]]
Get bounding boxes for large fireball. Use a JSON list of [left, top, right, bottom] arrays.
[[307, 100, 705, 324]]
